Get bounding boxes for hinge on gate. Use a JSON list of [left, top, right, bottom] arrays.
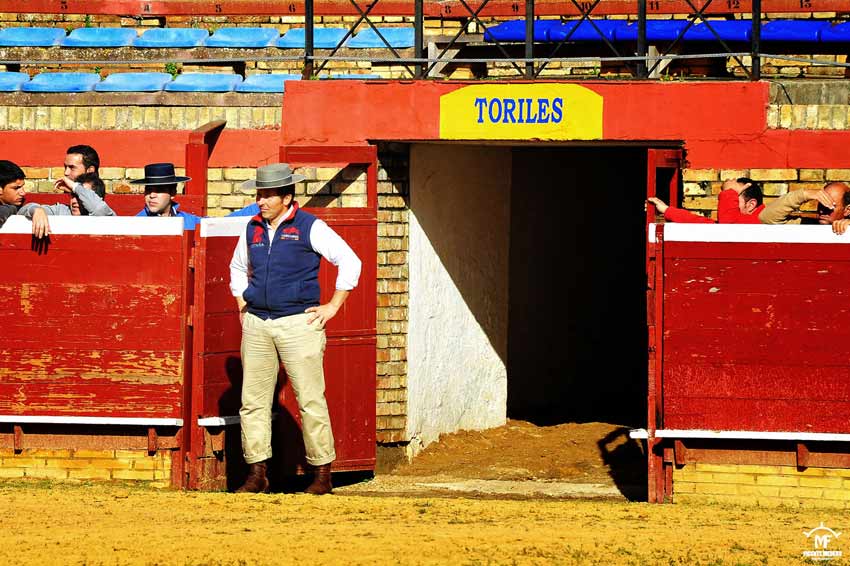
[[13, 425, 23, 454], [188, 247, 196, 270], [147, 427, 158, 456], [187, 304, 195, 328]]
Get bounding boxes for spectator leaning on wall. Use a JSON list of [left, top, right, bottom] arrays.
[[647, 178, 764, 224], [0, 160, 26, 228], [759, 182, 849, 226]]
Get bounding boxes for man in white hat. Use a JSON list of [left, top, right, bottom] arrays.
[[229, 163, 362, 494]]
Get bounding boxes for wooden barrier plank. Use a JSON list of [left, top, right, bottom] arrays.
[[664, 364, 850, 398], [0, 382, 183, 418], [663, 398, 850, 432]]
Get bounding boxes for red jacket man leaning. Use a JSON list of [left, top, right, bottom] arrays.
[[648, 177, 764, 224]]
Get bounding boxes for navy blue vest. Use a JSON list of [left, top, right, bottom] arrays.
[[243, 205, 321, 320]]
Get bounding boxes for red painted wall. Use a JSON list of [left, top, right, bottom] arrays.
[[2, 130, 280, 168], [281, 80, 850, 170]]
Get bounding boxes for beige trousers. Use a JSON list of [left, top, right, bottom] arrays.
[[239, 312, 336, 466]]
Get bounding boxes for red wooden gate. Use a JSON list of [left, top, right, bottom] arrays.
[[188, 145, 377, 489], [0, 215, 192, 485]]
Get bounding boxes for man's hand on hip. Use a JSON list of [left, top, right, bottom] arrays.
[[305, 289, 351, 329], [305, 303, 340, 329]]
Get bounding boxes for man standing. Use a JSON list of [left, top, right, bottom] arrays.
[[229, 163, 361, 495], [64, 145, 99, 180], [131, 162, 201, 230], [0, 160, 26, 228]]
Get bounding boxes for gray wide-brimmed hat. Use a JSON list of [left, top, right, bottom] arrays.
[[129, 162, 191, 185], [242, 163, 305, 191]]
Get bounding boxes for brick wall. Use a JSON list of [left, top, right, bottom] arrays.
[[0, 103, 281, 131], [0, 448, 172, 487], [674, 463, 850, 508], [678, 168, 850, 220], [375, 143, 409, 443]]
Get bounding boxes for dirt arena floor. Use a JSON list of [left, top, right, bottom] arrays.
[[1, 421, 845, 565]]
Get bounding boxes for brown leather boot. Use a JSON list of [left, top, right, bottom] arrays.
[[305, 463, 333, 495], [235, 461, 269, 493]]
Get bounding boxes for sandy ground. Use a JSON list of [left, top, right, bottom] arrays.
[[1, 421, 844, 565], [0, 481, 844, 565]]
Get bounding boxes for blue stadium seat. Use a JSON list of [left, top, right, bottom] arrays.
[[94, 72, 173, 92], [235, 73, 300, 93], [203, 27, 279, 48], [0, 71, 29, 92], [321, 73, 382, 79], [0, 27, 65, 47], [614, 20, 690, 42], [348, 27, 414, 48], [548, 20, 627, 42], [483, 20, 560, 42], [819, 21, 850, 43], [22, 72, 100, 92], [276, 27, 350, 48], [684, 20, 752, 42], [60, 27, 138, 47], [164, 73, 242, 92], [134, 28, 209, 48], [761, 19, 829, 42]]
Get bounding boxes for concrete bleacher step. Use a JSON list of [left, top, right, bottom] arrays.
[[94, 72, 173, 92], [21, 72, 100, 92], [164, 72, 243, 92], [0, 71, 28, 91], [235, 73, 301, 92], [203, 27, 279, 48], [347, 27, 414, 48], [0, 27, 64, 47], [276, 27, 350, 49], [60, 27, 138, 47], [135, 28, 209, 48]]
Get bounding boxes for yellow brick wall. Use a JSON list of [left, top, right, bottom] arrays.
[[0, 448, 172, 487], [0, 105, 281, 131], [674, 463, 850, 508], [675, 168, 850, 220]]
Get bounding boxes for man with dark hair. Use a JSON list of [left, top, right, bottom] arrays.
[[0, 159, 26, 228], [18, 172, 115, 238], [759, 182, 849, 225], [65, 145, 99, 180], [131, 162, 201, 230], [229, 163, 361, 495], [648, 177, 764, 224]]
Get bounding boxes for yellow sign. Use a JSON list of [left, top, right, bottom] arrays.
[[439, 84, 603, 140]]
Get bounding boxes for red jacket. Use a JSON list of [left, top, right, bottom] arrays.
[[716, 188, 764, 224], [662, 190, 764, 224]]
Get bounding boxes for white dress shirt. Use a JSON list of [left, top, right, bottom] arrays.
[[230, 205, 362, 298]]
